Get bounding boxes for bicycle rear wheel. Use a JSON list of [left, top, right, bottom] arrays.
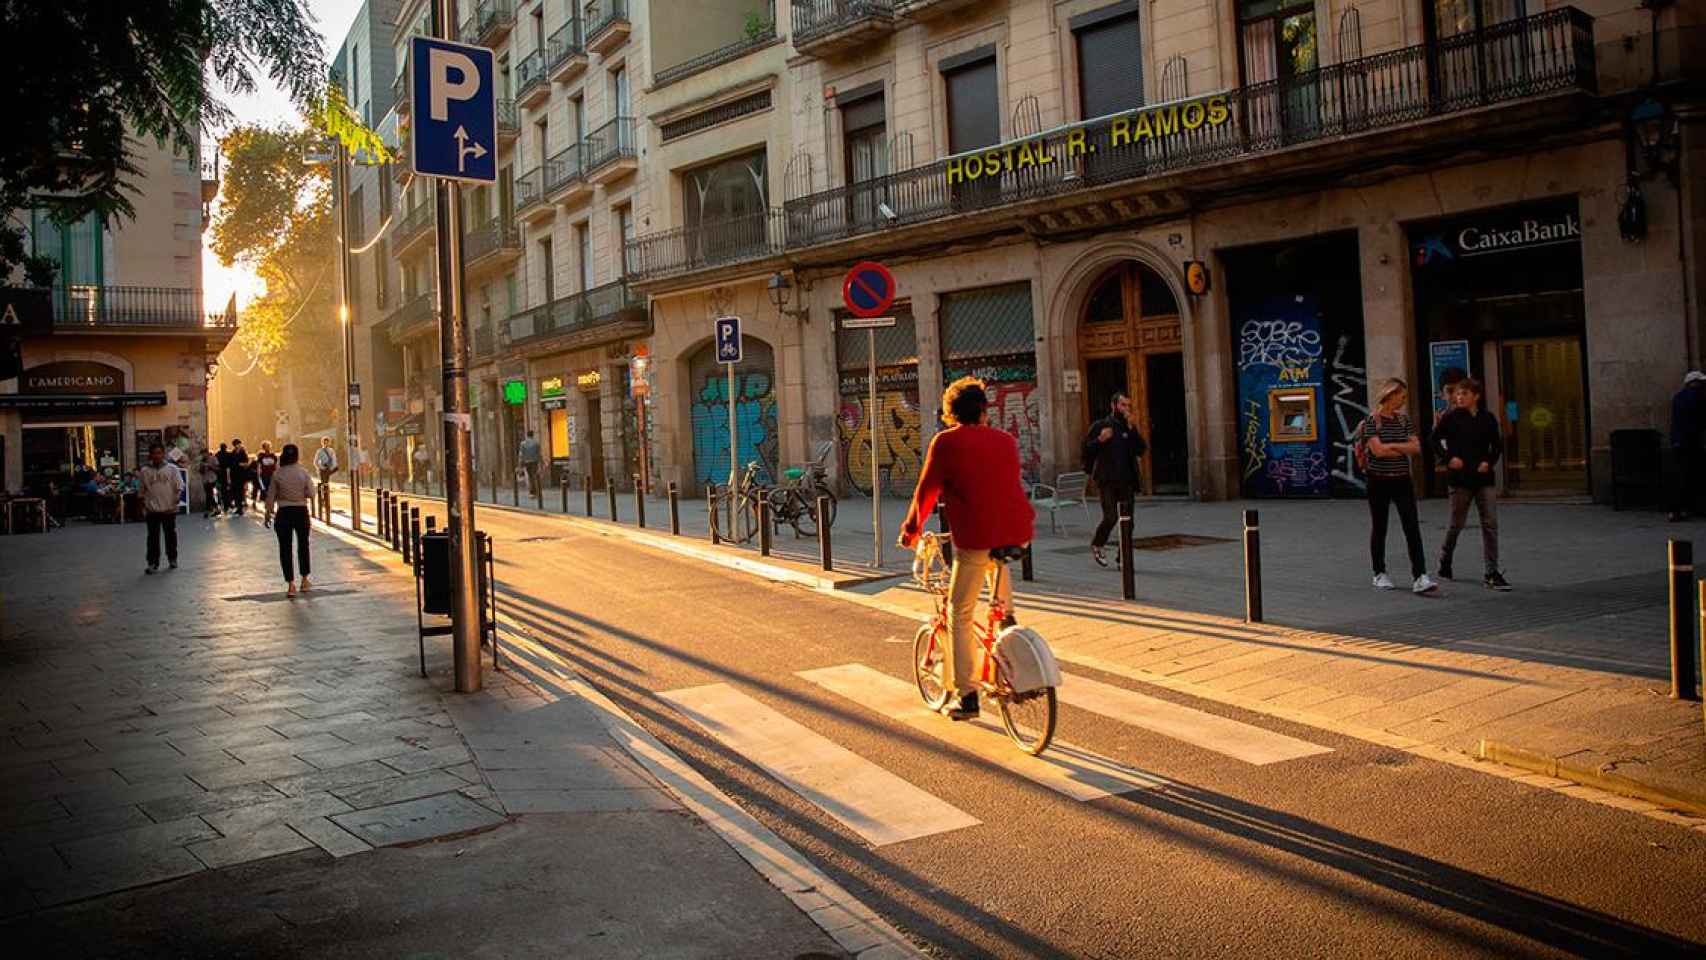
[[785, 489, 817, 537], [912, 622, 950, 710], [999, 687, 1057, 756]]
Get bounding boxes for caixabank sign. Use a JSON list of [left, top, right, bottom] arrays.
[[1412, 200, 1582, 268]]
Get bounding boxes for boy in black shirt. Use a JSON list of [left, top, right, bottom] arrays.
[[1434, 378, 1510, 590]]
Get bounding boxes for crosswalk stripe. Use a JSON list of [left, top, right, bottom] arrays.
[[658, 682, 981, 846], [798, 664, 1166, 802], [1058, 673, 1334, 765]]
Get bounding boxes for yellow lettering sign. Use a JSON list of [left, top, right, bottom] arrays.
[[943, 95, 1233, 186]]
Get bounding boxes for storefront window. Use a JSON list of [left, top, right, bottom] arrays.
[[941, 282, 1041, 484]]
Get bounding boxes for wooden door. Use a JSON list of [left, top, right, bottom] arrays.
[[1077, 264, 1184, 494]]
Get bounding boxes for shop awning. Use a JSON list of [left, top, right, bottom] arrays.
[[0, 391, 168, 409]]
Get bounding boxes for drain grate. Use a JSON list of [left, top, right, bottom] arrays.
[[1049, 533, 1233, 555]]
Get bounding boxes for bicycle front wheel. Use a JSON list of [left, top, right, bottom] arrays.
[[913, 622, 950, 711], [999, 687, 1057, 756], [786, 489, 817, 537]]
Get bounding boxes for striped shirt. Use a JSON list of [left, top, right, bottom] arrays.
[[265, 464, 316, 509], [1360, 412, 1416, 478]]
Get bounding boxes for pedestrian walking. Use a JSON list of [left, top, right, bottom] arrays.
[[199, 449, 221, 518], [228, 439, 250, 515], [253, 441, 279, 507], [314, 437, 339, 486], [389, 445, 407, 490], [139, 444, 184, 574], [265, 444, 317, 597], [1668, 370, 1705, 522], [1356, 378, 1439, 594], [1082, 392, 1147, 568], [212, 442, 232, 516], [1422, 366, 1467, 480], [1434, 378, 1510, 591], [518, 430, 542, 496], [413, 443, 430, 493]]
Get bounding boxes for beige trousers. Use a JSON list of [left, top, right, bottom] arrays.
[[945, 548, 1014, 696]]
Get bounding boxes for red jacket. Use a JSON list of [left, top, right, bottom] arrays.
[[900, 424, 1036, 550]]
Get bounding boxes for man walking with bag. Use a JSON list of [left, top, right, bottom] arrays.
[[1083, 393, 1147, 568], [139, 443, 184, 574], [518, 430, 542, 497]]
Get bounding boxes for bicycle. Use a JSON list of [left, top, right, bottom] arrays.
[[768, 442, 838, 537], [709, 461, 767, 544], [910, 532, 1060, 755]]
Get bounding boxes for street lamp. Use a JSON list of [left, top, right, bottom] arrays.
[[1628, 97, 1680, 182], [768, 271, 808, 322], [629, 345, 651, 495]]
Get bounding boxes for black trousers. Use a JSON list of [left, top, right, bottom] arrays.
[[228, 477, 247, 513], [1672, 446, 1704, 515], [1091, 485, 1135, 548], [274, 505, 311, 582], [145, 511, 178, 567], [202, 481, 218, 514], [1367, 476, 1426, 578]]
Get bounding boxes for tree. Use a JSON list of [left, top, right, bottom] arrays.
[[0, 0, 384, 281]]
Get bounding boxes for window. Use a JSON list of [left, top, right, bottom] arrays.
[[349, 251, 362, 305], [684, 149, 766, 233], [499, 165, 514, 220], [611, 67, 630, 117], [576, 223, 592, 292], [570, 96, 586, 143], [535, 118, 549, 168], [351, 44, 360, 106], [942, 48, 999, 153], [505, 272, 518, 315], [31, 208, 103, 287], [539, 237, 555, 302], [379, 171, 393, 221], [349, 186, 365, 246], [1238, 0, 1320, 141], [616, 204, 634, 277], [375, 237, 390, 308], [1074, 3, 1143, 120], [1428, 0, 1526, 39], [499, 57, 511, 99], [841, 87, 886, 185], [532, 6, 545, 50]]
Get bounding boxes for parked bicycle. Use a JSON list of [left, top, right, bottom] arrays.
[[910, 531, 1060, 755], [767, 443, 837, 537], [708, 461, 767, 544]]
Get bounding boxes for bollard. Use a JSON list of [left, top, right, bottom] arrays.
[[634, 475, 646, 529], [1670, 540, 1698, 701], [708, 483, 721, 545], [1243, 509, 1264, 624], [561, 477, 569, 513], [535, 471, 544, 511], [936, 501, 952, 565], [394, 499, 405, 555], [1699, 582, 1705, 728], [818, 495, 833, 571], [410, 508, 422, 573], [1118, 505, 1136, 601], [606, 479, 618, 523], [378, 490, 388, 539], [584, 475, 594, 517], [759, 495, 773, 557], [511, 469, 519, 507], [1021, 544, 1035, 582], [668, 482, 681, 536]]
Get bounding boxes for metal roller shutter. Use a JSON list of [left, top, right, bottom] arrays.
[[1074, 2, 1143, 119]]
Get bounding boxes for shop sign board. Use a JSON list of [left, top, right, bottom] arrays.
[[502, 378, 527, 405], [539, 375, 566, 399], [1428, 340, 1472, 415], [22, 360, 125, 394], [944, 95, 1231, 187], [576, 370, 602, 391], [1412, 202, 1582, 267]]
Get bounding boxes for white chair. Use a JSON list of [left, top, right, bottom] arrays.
[[1030, 471, 1090, 534]]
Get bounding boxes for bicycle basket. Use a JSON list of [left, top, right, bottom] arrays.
[[992, 626, 1062, 693]]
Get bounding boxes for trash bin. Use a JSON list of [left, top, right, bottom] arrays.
[[419, 531, 488, 617]]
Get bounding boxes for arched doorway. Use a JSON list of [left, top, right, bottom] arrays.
[[687, 337, 779, 488], [1078, 263, 1189, 494]]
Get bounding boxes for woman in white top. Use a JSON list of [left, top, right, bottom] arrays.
[[265, 444, 318, 596]]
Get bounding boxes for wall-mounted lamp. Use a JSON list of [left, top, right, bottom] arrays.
[[1628, 96, 1680, 184], [767, 271, 809, 322]]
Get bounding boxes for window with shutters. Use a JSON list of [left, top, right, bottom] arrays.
[[1073, 2, 1143, 121], [1238, 0, 1320, 142], [943, 49, 999, 154], [938, 282, 1042, 483], [841, 87, 888, 228]]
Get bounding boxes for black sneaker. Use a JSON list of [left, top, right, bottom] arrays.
[[944, 692, 979, 721], [1091, 545, 1109, 568], [1484, 572, 1512, 592], [169, 560, 178, 570], [1437, 564, 1453, 581], [144, 565, 157, 575]]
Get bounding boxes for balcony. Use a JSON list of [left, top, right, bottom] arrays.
[[515, 166, 553, 223], [393, 202, 436, 256], [516, 50, 550, 109], [383, 292, 438, 345], [584, 117, 637, 185], [548, 18, 588, 83], [894, 0, 979, 20], [460, 0, 516, 48], [378, 108, 410, 175], [504, 280, 647, 355], [780, 7, 1597, 254], [625, 209, 786, 283], [496, 98, 519, 145], [792, 0, 894, 58], [654, 20, 777, 88], [46, 285, 238, 336], [464, 217, 522, 276], [583, 0, 630, 56], [545, 143, 591, 204]]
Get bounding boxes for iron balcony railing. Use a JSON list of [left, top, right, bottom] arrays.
[[516, 166, 546, 209], [544, 142, 588, 195], [505, 279, 644, 346], [654, 19, 775, 87], [584, 117, 636, 171], [464, 217, 522, 264], [516, 50, 548, 100], [625, 209, 786, 281], [584, 0, 629, 42], [792, 0, 893, 46], [549, 17, 586, 69], [49, 285, 236, 329], [460, 0, 516, 45], [394, 202, 436, 248], [782, 5, 1596, 250], [496, 98, 518, 136], [384, 292, 437, 342]]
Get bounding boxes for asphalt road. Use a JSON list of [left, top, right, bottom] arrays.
[[379, 497, 1706, 959]]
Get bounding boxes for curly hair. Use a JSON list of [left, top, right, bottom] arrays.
[[940, 376, 988, 427]]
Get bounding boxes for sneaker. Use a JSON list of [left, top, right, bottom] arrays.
[[944, 692, 980, 721], [1091, 545, 1109, 568], [1372, 573, 1395, 590], [1412, 574, 1440, 595], [1437, 564, 1453, 581], [168, 560, 178, 570], [144, 565, 157, 575], [1484, 572, 1512, 592]]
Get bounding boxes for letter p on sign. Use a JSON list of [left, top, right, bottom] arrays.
[[429, 48, 479, 121]]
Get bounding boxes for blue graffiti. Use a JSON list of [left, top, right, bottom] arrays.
[[692, 370, 777, 487]]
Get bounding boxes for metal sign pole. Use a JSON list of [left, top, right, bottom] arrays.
[[432, 0, 481, 694], [727, 360, 737, 498], [869, 328, 880, 568], [334, 143, 361, 533]]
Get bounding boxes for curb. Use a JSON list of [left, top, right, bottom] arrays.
[[1478, 739, 1706, 819]]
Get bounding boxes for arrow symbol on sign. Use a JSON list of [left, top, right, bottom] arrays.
[[453, 125, 488, 173]]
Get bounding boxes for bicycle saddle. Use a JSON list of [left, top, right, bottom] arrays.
[[990, 545, 1028, 562], [783, 467, 804, 480]]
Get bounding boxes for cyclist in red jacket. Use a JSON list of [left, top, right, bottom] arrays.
[[900, 377, 1036, 720]]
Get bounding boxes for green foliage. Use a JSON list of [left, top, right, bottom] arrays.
[[744, 10, 773, 41]]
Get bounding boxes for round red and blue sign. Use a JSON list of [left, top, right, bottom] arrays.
[[842, 261, 896, 319]]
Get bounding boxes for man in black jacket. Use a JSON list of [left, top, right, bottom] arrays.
[[1433, 379, 1509, 590], [1083, 393, 1147, 568], [227, 439, 250, 516], [1669, 370, 1705, 522]]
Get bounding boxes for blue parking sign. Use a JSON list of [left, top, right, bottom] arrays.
[[714, 316, 742, 364], [410, 36, 497, 184]]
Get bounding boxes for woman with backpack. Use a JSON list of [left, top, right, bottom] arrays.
[[1357, 378, 1439, 595]]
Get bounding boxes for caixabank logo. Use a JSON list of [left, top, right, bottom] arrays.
[[1415, 210, 1581, 268]]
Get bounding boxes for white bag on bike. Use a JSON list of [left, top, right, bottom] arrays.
[[992, 626, 1062, 694]]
